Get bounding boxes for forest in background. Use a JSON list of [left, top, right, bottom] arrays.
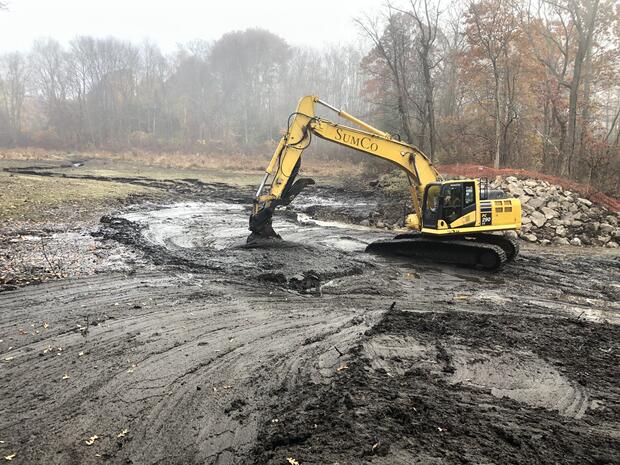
[[0, 0, 619, 194]]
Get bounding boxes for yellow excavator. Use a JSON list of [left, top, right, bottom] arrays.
[[249, 96, 521, 269]]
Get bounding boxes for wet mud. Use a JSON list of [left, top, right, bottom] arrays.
[[1, 175, 619, 464], [256, 308, 619, 465]]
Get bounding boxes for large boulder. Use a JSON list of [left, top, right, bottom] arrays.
[[597, 235, 611, 244], [507, 183, 525, 197], [528, 197, 545, 210], [599, 223, 614, 235], [530, 211, 547, 228], [541, 206, 559, 220]]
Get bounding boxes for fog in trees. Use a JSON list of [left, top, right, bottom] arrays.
[[0, 0, 618, 194]]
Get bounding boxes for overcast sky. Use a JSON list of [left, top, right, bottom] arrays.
[[0, 0, 384, 53]]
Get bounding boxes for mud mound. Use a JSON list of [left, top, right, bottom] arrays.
[[255, 307, 620, 465]]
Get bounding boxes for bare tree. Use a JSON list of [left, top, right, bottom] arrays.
[[357, 10, 417, 145], [393, 0, 443, 160], [465, 0, 518, 168], [29, 38, 69, 139], [528, 0, 602, 176], [0, 53, 27, 144]]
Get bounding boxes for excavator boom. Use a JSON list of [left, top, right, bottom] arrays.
[[250, 96, 438, 238]]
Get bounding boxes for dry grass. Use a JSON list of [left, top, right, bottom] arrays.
[[0, 147, 360, 225], [0, 147, 363, 178], [0, 171, 154, 225]]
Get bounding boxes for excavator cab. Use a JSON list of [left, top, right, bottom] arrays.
[[422, 181, 477, 230]]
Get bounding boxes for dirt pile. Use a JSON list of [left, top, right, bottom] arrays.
[[495, 176, 620, 248]]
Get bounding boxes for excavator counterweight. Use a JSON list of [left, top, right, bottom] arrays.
[[249, 96, 521, 270]]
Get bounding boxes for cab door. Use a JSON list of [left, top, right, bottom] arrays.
[[441, 182, 476, 227], [422, 184, 442, 228], [460, 182, 477, 224], [440, 183, 463, 225]]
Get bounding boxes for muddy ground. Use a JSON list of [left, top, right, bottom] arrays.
[[1, 166, 619, 465]]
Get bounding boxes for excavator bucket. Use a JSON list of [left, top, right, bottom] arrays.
[[247, 177, 315, 244], [248, 206, 279, 243]]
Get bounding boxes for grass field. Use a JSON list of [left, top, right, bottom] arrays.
[[0, 171, 155, 224], [0, 147, 364, 177]]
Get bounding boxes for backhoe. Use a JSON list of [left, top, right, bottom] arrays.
[[249, 96, 521, 270]]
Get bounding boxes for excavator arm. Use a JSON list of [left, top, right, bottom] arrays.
[[249, 95, 440, 240]]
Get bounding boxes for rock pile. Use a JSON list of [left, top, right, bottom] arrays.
[[495, 176, 620, 248]]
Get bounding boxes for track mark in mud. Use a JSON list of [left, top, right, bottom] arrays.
[[255, 306, 620, 465], [449, 350, 591, 418], [0, 270, 390, 465], [367, 308, 619, 397]]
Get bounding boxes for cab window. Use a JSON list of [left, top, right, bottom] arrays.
[[443, 185, 462, 208], [442, 184, 463, 223], [426, 185, 441, 212], [464, 183, 475, 207]]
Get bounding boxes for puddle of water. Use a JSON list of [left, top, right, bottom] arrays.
[[295, 195, 375, 209], [122, 202, 392, 254], [123, 202, 248, 250], [472, 290, 512, 304], [403, 271, 419, 280], [21, 235, 42, 241], [296, 212, 376, 232]]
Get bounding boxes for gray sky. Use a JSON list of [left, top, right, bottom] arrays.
[[0, 0, 384, 53]]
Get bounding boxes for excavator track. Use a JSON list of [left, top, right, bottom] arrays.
[[472, 234, 520, 262], [393, 232, 520, 263], [366, 234, 509, 270]]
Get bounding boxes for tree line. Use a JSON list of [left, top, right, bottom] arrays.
[[0, 0, 618, 193], [0, 30, 367, 154], [358, 0, 619, 192]]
